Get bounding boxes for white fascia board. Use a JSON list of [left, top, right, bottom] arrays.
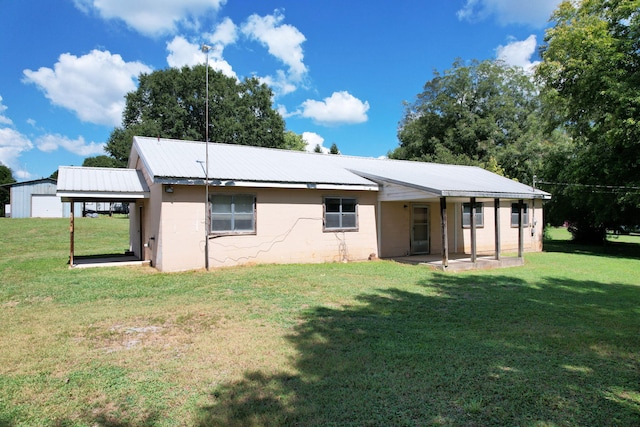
[[442, 190, 551, 200], [211, 180, 379, 191], [57, 191, 150, 202]]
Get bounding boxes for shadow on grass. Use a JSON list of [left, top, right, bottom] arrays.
[[544, 236, 640, 260], [197, 273, 640, 426]]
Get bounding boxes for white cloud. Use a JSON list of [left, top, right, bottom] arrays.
[[457, 0, 561, 27], [496, 35, 540, 73], [302, 131, 329, 153], [0, 127, 33, 172], [23, 50, 151, 127], [73, 0, 227, 37], [0, 96, 13, 126], [166, 34, 237, 78], [260, 70, 297, 96], [35, 134, 106, 157], [241, 10, 307, 95], [301, 91, 370, 126], [212, 16, 238, 45]]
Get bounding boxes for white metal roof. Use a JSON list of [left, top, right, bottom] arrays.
[[56, 166, 150, 201], [131, 136, 550, 200]]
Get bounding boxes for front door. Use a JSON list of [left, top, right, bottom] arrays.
[[411, 205, 430, 254]]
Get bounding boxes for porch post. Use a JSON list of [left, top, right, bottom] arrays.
[[69, 199, 75, 267], [494, 198, 501, 260], [440, 197, 448, 269], [470, 197, 477, 263], [377, 200, 382, 258], [518, 199, 524, 259]]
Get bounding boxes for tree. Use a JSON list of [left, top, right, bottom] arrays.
[[389, 59, 553, 184], [82, 155, 120, 168], [329, 143, 340, 155], [537, 0, 640, 243], [313, 144, 323, 153], [105, 64, 286, 166], [0, 163, 16, 217], [283, 131, 307, 151]]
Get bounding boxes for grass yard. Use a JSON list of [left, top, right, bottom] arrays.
[[0, 217, 639, 426]]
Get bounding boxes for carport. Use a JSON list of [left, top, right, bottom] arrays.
[[56, 166, 150, 268]]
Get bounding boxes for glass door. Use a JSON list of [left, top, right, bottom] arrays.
[[411, 205, 430, 254]]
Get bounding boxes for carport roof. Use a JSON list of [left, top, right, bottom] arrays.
[[56, 166, 150, 202]]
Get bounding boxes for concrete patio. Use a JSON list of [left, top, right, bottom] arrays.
[[390, 254, 525, 271]]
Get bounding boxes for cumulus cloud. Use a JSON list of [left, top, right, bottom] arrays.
[[166, 36, 237, 78], [302, 131, 329, 153], [301, 91, 370, 126], [73, 0, 227, 37], [23, 49, 151, 127], [166, 18, 238, 78], [35, 134, 106, 157], [211, 16, 238, 45], [0, 96, 12, 126], [496, 35, 540, 73], [457, 0, 560, 27], [241, 10, 307, 95], [0, 127, 33, 174]]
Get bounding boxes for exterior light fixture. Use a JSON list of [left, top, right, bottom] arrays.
[[165, 185, 174, 193]]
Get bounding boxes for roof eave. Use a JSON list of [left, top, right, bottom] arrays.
[[57, 191, 150, 202], [153, 176, 379, 191], [442, 190, 552, 200]]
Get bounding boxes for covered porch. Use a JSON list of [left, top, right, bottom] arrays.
[[373, 177, 550, 271], [56, 166, 150, 268]]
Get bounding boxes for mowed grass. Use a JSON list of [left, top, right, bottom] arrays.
[[0, 217, 639, 426]]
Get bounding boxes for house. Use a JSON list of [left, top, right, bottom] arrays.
[[57, 136, 551, 272]]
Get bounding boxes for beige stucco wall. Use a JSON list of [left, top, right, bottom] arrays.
[[147, 185, 379, 272]]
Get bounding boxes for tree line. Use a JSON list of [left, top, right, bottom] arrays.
[[4, 0, 637, 243]]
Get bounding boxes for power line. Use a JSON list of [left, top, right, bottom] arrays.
[[536, 180, 640, 193]]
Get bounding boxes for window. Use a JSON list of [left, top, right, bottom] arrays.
[[511, 203, 529, 227], [462, 202, 484, 228], [324, 197, 358, 231], [210, 194, 255, 233]]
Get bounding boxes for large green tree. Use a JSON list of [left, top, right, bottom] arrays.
[[82, 155, 120, 168], [389, 59, 555, 184], [537, 0, 640, 243], [106, 64, 286, 166], [0, 163, 16, 217]]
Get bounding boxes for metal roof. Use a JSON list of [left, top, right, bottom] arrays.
[[56, 166, 150, 201], [132, 136, 551, 200]]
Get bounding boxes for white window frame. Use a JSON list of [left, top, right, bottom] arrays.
[[323, 197, 358, 232], [210, 194, 256, 235]]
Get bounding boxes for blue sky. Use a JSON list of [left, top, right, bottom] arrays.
[[0, 0, 561, 181]]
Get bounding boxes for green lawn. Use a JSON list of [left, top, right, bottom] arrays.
[[0, 218, 639, 426]]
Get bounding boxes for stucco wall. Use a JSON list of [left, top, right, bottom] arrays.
[[151, 186, 379, 272]]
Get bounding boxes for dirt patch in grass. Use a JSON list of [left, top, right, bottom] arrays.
[[80, 311, 221, 354]]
